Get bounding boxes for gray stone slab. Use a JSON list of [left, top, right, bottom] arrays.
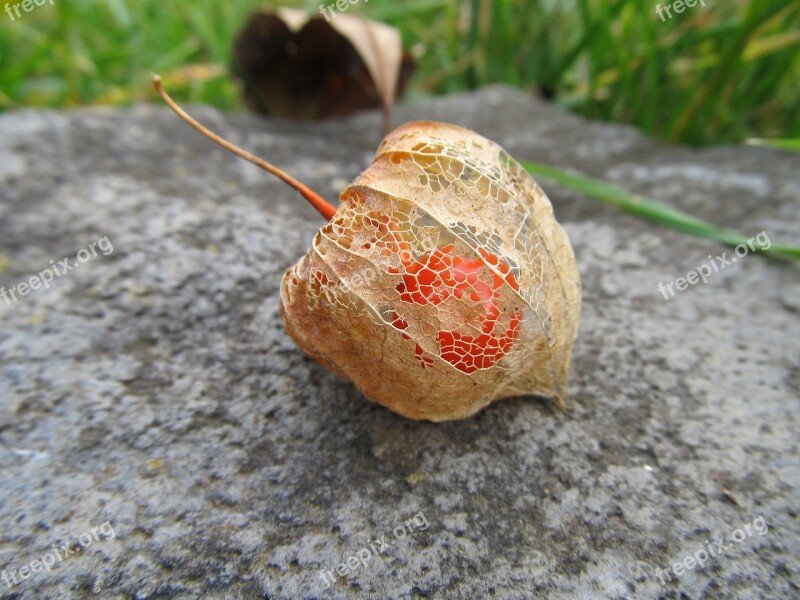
[[0, 86, 798, 599]]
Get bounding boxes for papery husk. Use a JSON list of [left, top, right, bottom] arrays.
[[280, 121, 581, 421]]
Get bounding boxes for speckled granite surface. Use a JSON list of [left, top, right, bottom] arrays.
[[0, 87, 798, 599]]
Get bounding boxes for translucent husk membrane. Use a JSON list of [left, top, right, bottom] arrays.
[[280, 121, 581, 421]]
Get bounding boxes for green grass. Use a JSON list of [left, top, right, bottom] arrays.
[[521, 160, 800, 261], [0, 0, 798, 146]]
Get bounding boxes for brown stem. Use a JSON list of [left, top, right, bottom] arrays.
[[151, 73, 337, 221]]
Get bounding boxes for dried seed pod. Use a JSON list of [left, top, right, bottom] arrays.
[[280, 123, 580, 421], [154, 78, 581, 422]]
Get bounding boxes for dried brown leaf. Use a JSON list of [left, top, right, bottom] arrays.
[[231, 8, 413, 130]]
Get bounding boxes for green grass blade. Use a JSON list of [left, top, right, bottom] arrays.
[[520, 160, 800, 261], [745, 138, 800, 151]]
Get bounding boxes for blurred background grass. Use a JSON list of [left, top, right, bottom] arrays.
[[0, 0, 797, 146]]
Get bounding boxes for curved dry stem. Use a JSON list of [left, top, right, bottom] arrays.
[[151, 73, 337, 221]]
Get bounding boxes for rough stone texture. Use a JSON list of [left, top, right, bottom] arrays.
[[0, 87, 798, 599]]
